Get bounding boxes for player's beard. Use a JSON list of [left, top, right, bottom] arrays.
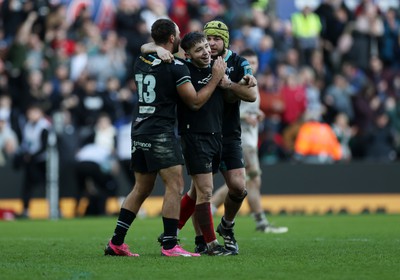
[[212, 48, 226, 59], [172, 38, 180, 54]]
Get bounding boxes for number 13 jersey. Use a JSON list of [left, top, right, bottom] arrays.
[[132, 54, 191, 136]]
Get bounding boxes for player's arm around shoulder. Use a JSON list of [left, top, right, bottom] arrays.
[[228, 74, 257, 102], [177, 57, 226, 111], [141, 42, 176, 62]]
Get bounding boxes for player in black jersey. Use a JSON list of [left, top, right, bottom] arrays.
[[105, 19, 226, 257], [142, 32, 232, 256], [142, 32, 234, 256], [153, 20, 258, 254], [202, 20, 258, 254], [212, 49, 289, 234], [142, 23, 258, 254], [178, 32, 235, 256]]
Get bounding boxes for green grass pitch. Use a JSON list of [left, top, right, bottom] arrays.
[[1, 214, 399, 280]]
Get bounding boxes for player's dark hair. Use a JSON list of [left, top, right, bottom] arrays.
[[151, 19, 177, 45], [180, 32, 207, 52], [239, 48, 257, 57]]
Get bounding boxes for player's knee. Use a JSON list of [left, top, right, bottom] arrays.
[[247, 169, 262, 180], [228, 189, 247, 203], [197, 189, 212, 202]]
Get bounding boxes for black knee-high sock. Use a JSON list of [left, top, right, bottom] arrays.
[[162, 217, 179, 250], [111, 208, 136, 245]]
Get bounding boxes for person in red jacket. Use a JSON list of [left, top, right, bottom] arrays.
[[280, 72, 307, 128]]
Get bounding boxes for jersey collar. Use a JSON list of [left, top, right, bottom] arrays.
[[224, 49, 232, 62]]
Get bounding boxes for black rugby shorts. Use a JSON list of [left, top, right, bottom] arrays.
[[181, 133, 222, 175], [220, 137, 245, 172], [131, 132, 184, 173]]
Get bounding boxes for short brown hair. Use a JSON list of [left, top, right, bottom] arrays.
[[151, 19, 177, 45]]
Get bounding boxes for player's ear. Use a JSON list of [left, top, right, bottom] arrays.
[[170, 34, 176, 44], [184, 52, 190, 59]]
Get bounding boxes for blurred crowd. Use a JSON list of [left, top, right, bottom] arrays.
[[0, 0, 400, 173]]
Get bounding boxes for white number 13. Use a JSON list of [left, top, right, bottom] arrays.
[[135, 74, 156, 103]]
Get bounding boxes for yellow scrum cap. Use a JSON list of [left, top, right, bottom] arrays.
[[204, 20, 229, 48]]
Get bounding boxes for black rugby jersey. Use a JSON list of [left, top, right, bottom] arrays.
[[177, 61, 225, 134], [222, 50, 253, 139], [131, 54, 191, 136]]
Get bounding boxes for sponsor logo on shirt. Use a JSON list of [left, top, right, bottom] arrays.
[[198, 74, 213, 85]]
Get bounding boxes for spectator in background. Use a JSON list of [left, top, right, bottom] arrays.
[[346, 1, 384, 71], [0, 57, 8, 95], [310, 49, 332, 91], [232, 19, 265, 52], [256, 34, 276, 74], [5, 11, 38, 109], [1, 0, 33, 43], [280, 71, 307, 129], [331, 112, 353, 162], [291, 5, 322, 66], [323, 73, 356, 124], [44, 30, 72, 79], [67, 3, 92, 41], [52, 108, 80, 211], [223, 0, 253, 29], [86, 30, 127, 90], [0, 107, 18, 166], [315, 0, 351, 72], [53, 79, 79, 119], [380, 7, 400, 69], [281, 111, 304, 159], [45, 4, 68, 33], [49, 64, 70, 101], [351, 83, 381, 159], [293, 111, 342, 164], [269, 18, 296, 63], [49, 26, 76, 58], [0, 94, 21, 141], [353, 0, 379, 18], [74, 113, 118, 216], [115, 0, 150, 78], [169, 0, 191, 36], [105, 77, 137, 194], [341, 61, 368, 94], [258, 71, 284, 164], [69, 41, 88, 82], [386, 95, 400, 157], [186, 19, 204, 33], [299, 66, 323, 120], [259, 72, 284, 121], [23, 70, 54, 115], [75, 75, 114, 138], [115, 117, 135, 190], [14, 104, 51, 218], [76, 19, 101, 56], [25, 33, 45, 72], [283, 48, 301, 74], [364, 109, 397, 162], [140, 0, 169, 32], [367, 55, 395, 100]]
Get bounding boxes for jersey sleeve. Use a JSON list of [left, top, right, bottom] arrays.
[[170, 58, 191, 87], [240, 57, 253, 76]]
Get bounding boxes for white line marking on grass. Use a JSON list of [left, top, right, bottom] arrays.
[[347, 238, 369, 242]]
